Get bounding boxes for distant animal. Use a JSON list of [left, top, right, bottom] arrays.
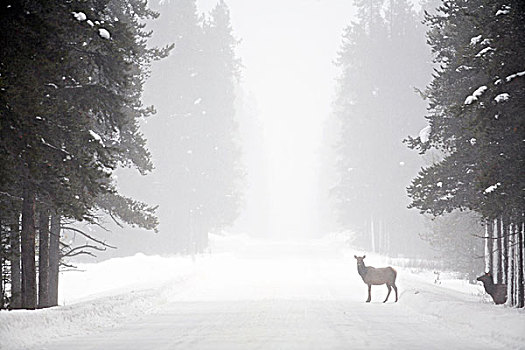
[[476, 272, 507, 305], [354, 255, 398, 303]]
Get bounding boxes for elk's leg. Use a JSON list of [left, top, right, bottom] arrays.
[[384, 284, 392, 303], [366, 284, 371, 302], [393, 284, 398, 302]]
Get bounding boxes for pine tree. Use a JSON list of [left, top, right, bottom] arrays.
[[0, 0, 165, 309], [195, 0, 242, 249], [406, 0, 525, 307], [136, 0, 205, 253], [133, 0, 242, 253], [333, 0, 430, 255]]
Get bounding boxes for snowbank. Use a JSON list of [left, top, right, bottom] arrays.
[[0, 290, 157, 349], [400, 272, 525, 349], [0, 253, 199, 350]]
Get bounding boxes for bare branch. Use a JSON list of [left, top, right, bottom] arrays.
[[0, 191, 23, 202], [64, 250, 98, 258], [60, 262, 78, 269], [60, 268, 86, 273], [108, 211, 124, 228], [62, 226, 116, 249], [62, 244, 106, 258], [90, 220, 112, 232], [472, 232, 520, 240]]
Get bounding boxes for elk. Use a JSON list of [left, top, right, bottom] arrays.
[[476, 272, 507, 305], [354, 255, 398, 303]]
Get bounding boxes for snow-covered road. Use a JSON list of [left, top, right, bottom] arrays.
[[16, 238, 520, 349], [36, 300, 483, 350], [3, 236, 524, 349]]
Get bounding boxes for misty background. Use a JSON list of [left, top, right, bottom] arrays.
[[71, 0, 479, 274], [84, 0, 434, 256]]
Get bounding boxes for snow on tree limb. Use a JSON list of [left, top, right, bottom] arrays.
[[475, 47, 494, 57], [494, 93, 510, 103], [98, 28, 111, 40], [72, 12, 87, 21], [470, 35, 482, 46], [464, 86, 487, 105], [484, 183, 501, 194], [419, 125, 431, 143], [505, 71, 525, 83]]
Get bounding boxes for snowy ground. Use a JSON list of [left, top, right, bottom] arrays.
[[1, 234, 524, 350]]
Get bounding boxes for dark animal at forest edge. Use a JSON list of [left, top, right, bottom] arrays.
[[354, 255, 398, 303], [476, 272, 507, 305]]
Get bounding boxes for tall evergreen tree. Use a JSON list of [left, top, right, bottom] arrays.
[[195, 0, 242, 249], [406, 0, 525, 307], [136, 0, 242, 253], [138, 0, 205, 253], [332, 0, 430, 255], [0, 0, 165, 308]]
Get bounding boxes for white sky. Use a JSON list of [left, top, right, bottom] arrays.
[[198, 0, 357, 237]]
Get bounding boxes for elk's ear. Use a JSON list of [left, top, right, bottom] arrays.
[[363, 255, 366, 259], [354, 255, 358, 259]]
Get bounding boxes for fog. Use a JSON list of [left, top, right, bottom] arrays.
[[87, 0, 436, 258], [202, 0, 358, 237], [103, 0, 350, 250]]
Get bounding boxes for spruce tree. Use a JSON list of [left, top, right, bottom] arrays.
[[0, 0, 165, 308], [406, 0, 525, 307], [333, 0, 430, 254], [135, 0, 242, 253]]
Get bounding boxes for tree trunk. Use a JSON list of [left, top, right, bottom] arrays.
[[517, 221, 524, 308], [38, 209, 50, 308], [508, 223, 515, 306], [48, 214, 60, 307], [21, 188, 37, 309], [485, 220, 494, 274], [9, 214, 21, 309], [503, 217, 509, 284], [1, 222, 4, 309], [496, 217, 503, 284]]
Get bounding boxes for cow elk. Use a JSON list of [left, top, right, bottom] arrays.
[[354, 255, 398, 303], [476, 272, 507, 305]]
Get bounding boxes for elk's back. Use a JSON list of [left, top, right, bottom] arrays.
[[364, 266, 396, 285]]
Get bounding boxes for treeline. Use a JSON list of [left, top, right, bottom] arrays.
[[405, 0, 524, 307], [0, 0, 166, 309], [332, 0, 431, 256], [332, 0, 524, 308], [128, 0, 242, 254]]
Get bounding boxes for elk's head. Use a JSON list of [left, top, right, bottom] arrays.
[[354, 255, 366, 268], [476, 272, 494, 284]]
